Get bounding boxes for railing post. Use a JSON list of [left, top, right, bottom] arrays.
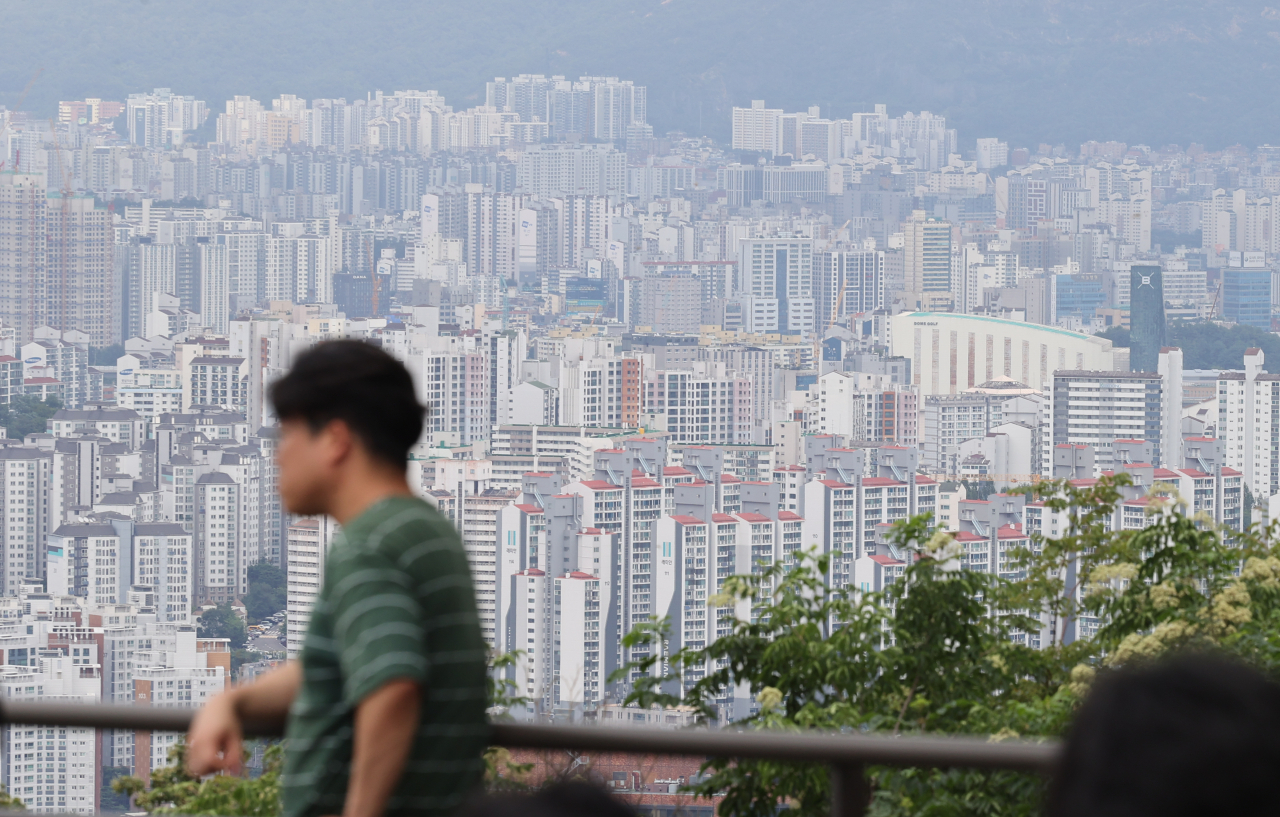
[[830, 762, 868, 817]]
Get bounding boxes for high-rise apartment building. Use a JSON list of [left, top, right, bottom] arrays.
[[732, 101, 782, 153], [45, 194, 115, 345], [901, 210, 953, 310], [1219, 348, 1280, 503], [816, 247, 884, 327], [1052, 351, 1182, 471], [738, 237, 815, 335], [0, 173, 46, 343]]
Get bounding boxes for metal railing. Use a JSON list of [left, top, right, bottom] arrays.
[[0, 701, 1061, 817]]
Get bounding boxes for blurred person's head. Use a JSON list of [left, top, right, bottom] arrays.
[[457, 781, 636, 817], [1049, 652, 1280, 817], [270, 340, 424, 515]]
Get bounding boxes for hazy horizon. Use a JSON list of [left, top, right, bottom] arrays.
[[7, 0, 1280, 149]]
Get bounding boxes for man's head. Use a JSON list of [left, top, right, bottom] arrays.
[[1049, 652, 1280, 817], [270, 340, 425, 516]]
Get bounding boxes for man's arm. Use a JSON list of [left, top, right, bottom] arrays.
[[339, 679, 422, 817], [187, 662, 302, 776]]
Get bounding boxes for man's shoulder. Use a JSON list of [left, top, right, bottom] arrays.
[[340, 497, 461, 562]]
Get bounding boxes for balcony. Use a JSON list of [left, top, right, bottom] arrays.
[[0, 701, 1058, 817]]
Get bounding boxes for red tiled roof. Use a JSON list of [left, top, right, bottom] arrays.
[[867, 554, 905, 565], [861, 477, 901, 487]]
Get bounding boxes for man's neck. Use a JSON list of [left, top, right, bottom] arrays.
[[327, 469, 415, 527]]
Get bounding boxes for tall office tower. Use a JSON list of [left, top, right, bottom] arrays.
[[732, 100, 782, 153], [44, 194, 115, 345], [1129, 265, 1166, 372], [1052, 351, 1182, 471], [901, 210, 953, 311], [0, 173, 47, 343], [815, 247, 885, 328], [738, 237, 815, 334], [1223, 265, 1272, 329]]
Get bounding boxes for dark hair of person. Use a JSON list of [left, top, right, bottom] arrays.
[[269, 339, 425, 466], [1048, 652, 1280, 817], [456, 782, 636, 817]]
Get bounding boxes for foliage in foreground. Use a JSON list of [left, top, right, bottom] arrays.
[[0, 784, 23, 810], [610, 476, 1280, 817], [112, 743, 281, 817]]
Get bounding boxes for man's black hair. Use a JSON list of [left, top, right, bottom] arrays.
[[270, 339, 425, 466], [1049, 652, 1280, 817]]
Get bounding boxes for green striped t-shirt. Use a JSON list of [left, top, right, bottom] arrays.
[[281, 496, 489, 817]]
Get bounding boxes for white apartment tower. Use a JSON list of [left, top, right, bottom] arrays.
[[738, 238, 815, 335], [1219, 348, 1280, 504], [732, 101, 782, 154]]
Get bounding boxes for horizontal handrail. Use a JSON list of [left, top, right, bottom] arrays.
[[0, 701, 1059, 772]]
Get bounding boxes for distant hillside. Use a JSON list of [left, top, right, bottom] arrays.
[[1098, 322, 1280, 372], [6, 1, 1280, 148]]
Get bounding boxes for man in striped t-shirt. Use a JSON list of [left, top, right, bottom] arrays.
[[187, 341, 488, 817]]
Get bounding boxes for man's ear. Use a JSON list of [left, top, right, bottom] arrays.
[[319, 418, 356, 465]]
